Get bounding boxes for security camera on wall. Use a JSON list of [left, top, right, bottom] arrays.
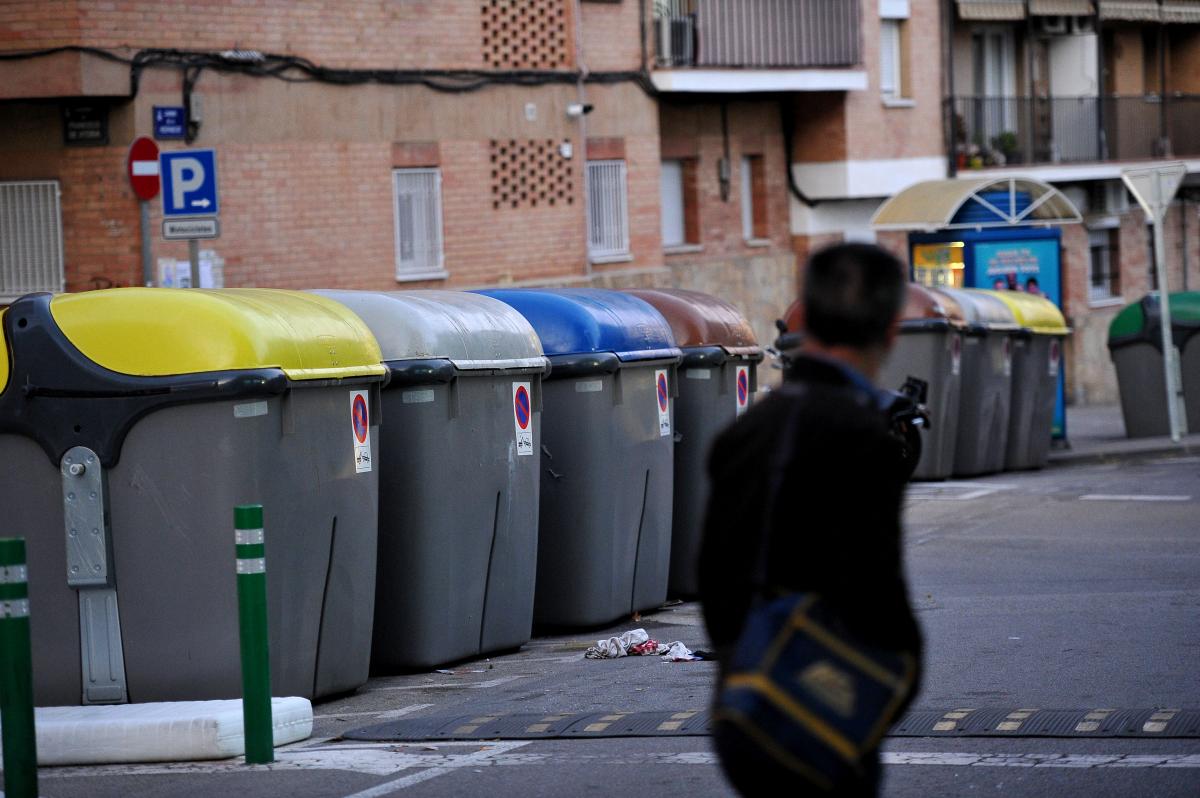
[[566, 103, 594, 118]]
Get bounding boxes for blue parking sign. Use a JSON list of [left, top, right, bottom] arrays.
[[160, 149, 219, 217]]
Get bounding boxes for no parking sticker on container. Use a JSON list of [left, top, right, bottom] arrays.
[[512, 382, 533, 456], [655, 369, 671, 437], [735, 365, 750, 416], [1049, 339, 1061, 377], [350, 390, 372, 473]]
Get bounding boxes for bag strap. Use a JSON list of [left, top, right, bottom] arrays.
[[749, 382, 805, 593]]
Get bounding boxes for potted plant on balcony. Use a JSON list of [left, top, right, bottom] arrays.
[[990, 131, 1019, 165]]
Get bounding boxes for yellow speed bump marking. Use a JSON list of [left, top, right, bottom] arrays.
[[1144, 710, 1179, 733], [657, 721, 683, 731], [933, 709, 975, 732], [671, 711, 699, 720], [996, 709, 1038, 732], [526, 723, 551, 733], [584, 723, 612, 732], [1076, 709, 1116, 733], [454, 716, 498, 734]]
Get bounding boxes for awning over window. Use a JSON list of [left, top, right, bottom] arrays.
[[870, 177, 1083, 232], [957, 0, 1026, 19], [1029, 0, 1094, 15], [1162, 1, 1200, 23], [1099, 0, 1161, 21]]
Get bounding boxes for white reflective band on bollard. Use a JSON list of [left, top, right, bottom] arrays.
[[235, 528, 264, 546], [0, 564, 28, 584], [236, 558, 266, 575], [0, 599, 30, 618]]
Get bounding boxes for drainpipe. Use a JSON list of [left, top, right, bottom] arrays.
[[944, 0, 958, 176], [1159, 12, 1169, 156], [1023, 0, 1035, 164], [1096, 7, 1107, 159], [575, 0, 592, 278]]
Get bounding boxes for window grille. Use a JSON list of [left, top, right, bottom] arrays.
[[392, 168, 445, 279], [1088, 227, 1119, 303], [0, 181, 64, 300], [587, 160, 629, 259]]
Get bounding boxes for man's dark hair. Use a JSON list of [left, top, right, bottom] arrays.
[[803, 242, 906, 348]]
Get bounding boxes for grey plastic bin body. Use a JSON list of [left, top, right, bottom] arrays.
[[878, 284, 965, 480], [478, 289, 683, 628], [1005, 335, 1057, 468], [0, 289, 384, 706], [313, 290, 548, 670], [990, 291, 1069, 470], [934, 288, 1018, 476], [1108, 292, 1200, 437], [625, 289, 762, 598]]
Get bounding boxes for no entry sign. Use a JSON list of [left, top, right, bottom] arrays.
[[127, 136, 160, 201]]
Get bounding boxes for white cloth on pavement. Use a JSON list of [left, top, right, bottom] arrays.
[[585, 628, 651, 659]]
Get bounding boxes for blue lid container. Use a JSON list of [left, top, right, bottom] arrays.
[[476, 288, 681, 378]]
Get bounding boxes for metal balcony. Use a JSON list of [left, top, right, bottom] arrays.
[[653, 0, 861, 70], [949, 95, 1200, 169]]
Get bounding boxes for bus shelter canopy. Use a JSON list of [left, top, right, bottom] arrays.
[[870, 177, 1082, 232]]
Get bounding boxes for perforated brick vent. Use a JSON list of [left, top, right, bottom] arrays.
[[490, 139, 575, 210], [481, 0, 569, 69]]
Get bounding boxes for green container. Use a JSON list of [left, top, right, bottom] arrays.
[[1107, 292, 1200, 437]]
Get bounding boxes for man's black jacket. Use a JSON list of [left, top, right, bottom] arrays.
[[698, 354, 923, 668]]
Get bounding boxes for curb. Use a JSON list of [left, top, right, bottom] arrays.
[[1047, 439, 1200, 467]]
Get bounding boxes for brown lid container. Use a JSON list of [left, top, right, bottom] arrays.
[[625, 289, 760, 356], [900, 282, 966, 328]]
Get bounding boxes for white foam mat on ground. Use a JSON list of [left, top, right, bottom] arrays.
[[0, 697, 312, 765]]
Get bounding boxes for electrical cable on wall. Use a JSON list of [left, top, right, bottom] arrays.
[[0, 45, 658, 97]]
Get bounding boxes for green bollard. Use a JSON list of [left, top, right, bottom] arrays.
[[234, 505, 274, 764], [0, 538, 38, 798]]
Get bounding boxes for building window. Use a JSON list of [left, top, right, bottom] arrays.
[[587, 159, 629, 260], [1088, 227, 1119, 303], [879, 0, 911, 104], [0, 181, 64, 301], [661, 158, 699, 249], [740, 155, 768, 242], [880, 19, 903, 100], [392, 168, 445, 280]]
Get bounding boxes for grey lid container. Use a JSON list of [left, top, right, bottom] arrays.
[[312, 290, 548, 670], [934, 288, 1017, 476], [879, 283, 964, 480], [476, 288, 682, 628]]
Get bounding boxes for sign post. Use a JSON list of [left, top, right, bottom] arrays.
[[127, 137, 160, 287], [1121, 163, 1189, 442], [159, 149, 220, 288]]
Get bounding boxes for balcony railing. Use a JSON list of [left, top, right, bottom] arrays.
[[950, 95, 1200, 169], [653, 0, 860, 69]]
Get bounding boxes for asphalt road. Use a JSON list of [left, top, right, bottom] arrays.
[[18, 451, 1200, 797]]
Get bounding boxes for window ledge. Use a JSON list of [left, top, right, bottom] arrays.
[[395, 269, 449, 283], [882, 97, 915, 108], [744, 238, 773, 248], [664, 243, 704, 255], [590, 253, 634, 264], [1089, 296, 1125, 309]]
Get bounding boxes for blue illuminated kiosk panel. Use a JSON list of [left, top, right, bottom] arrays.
[[908, 189, 1066, 439]]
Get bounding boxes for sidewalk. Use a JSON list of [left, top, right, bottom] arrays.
[[1049, 403, 1200, 465]]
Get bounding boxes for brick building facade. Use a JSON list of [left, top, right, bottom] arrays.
[[4, 1, 1200, 411]]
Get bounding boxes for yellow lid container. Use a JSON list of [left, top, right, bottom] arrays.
[[0, 308, 8, 395], [982, 290, 1070, 335], [48, 288, 385, 381]]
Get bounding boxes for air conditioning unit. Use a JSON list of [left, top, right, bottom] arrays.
[[1071, 15, 1096, 35], [1039, 15, 1069, 35]]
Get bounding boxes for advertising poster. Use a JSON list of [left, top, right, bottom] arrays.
[[969, 238, 1065, 437]]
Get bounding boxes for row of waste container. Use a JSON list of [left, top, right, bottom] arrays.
[[782, 284, 1069, 479], [1107, 291, 1200, 437], [0, 286, 760, 707]]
